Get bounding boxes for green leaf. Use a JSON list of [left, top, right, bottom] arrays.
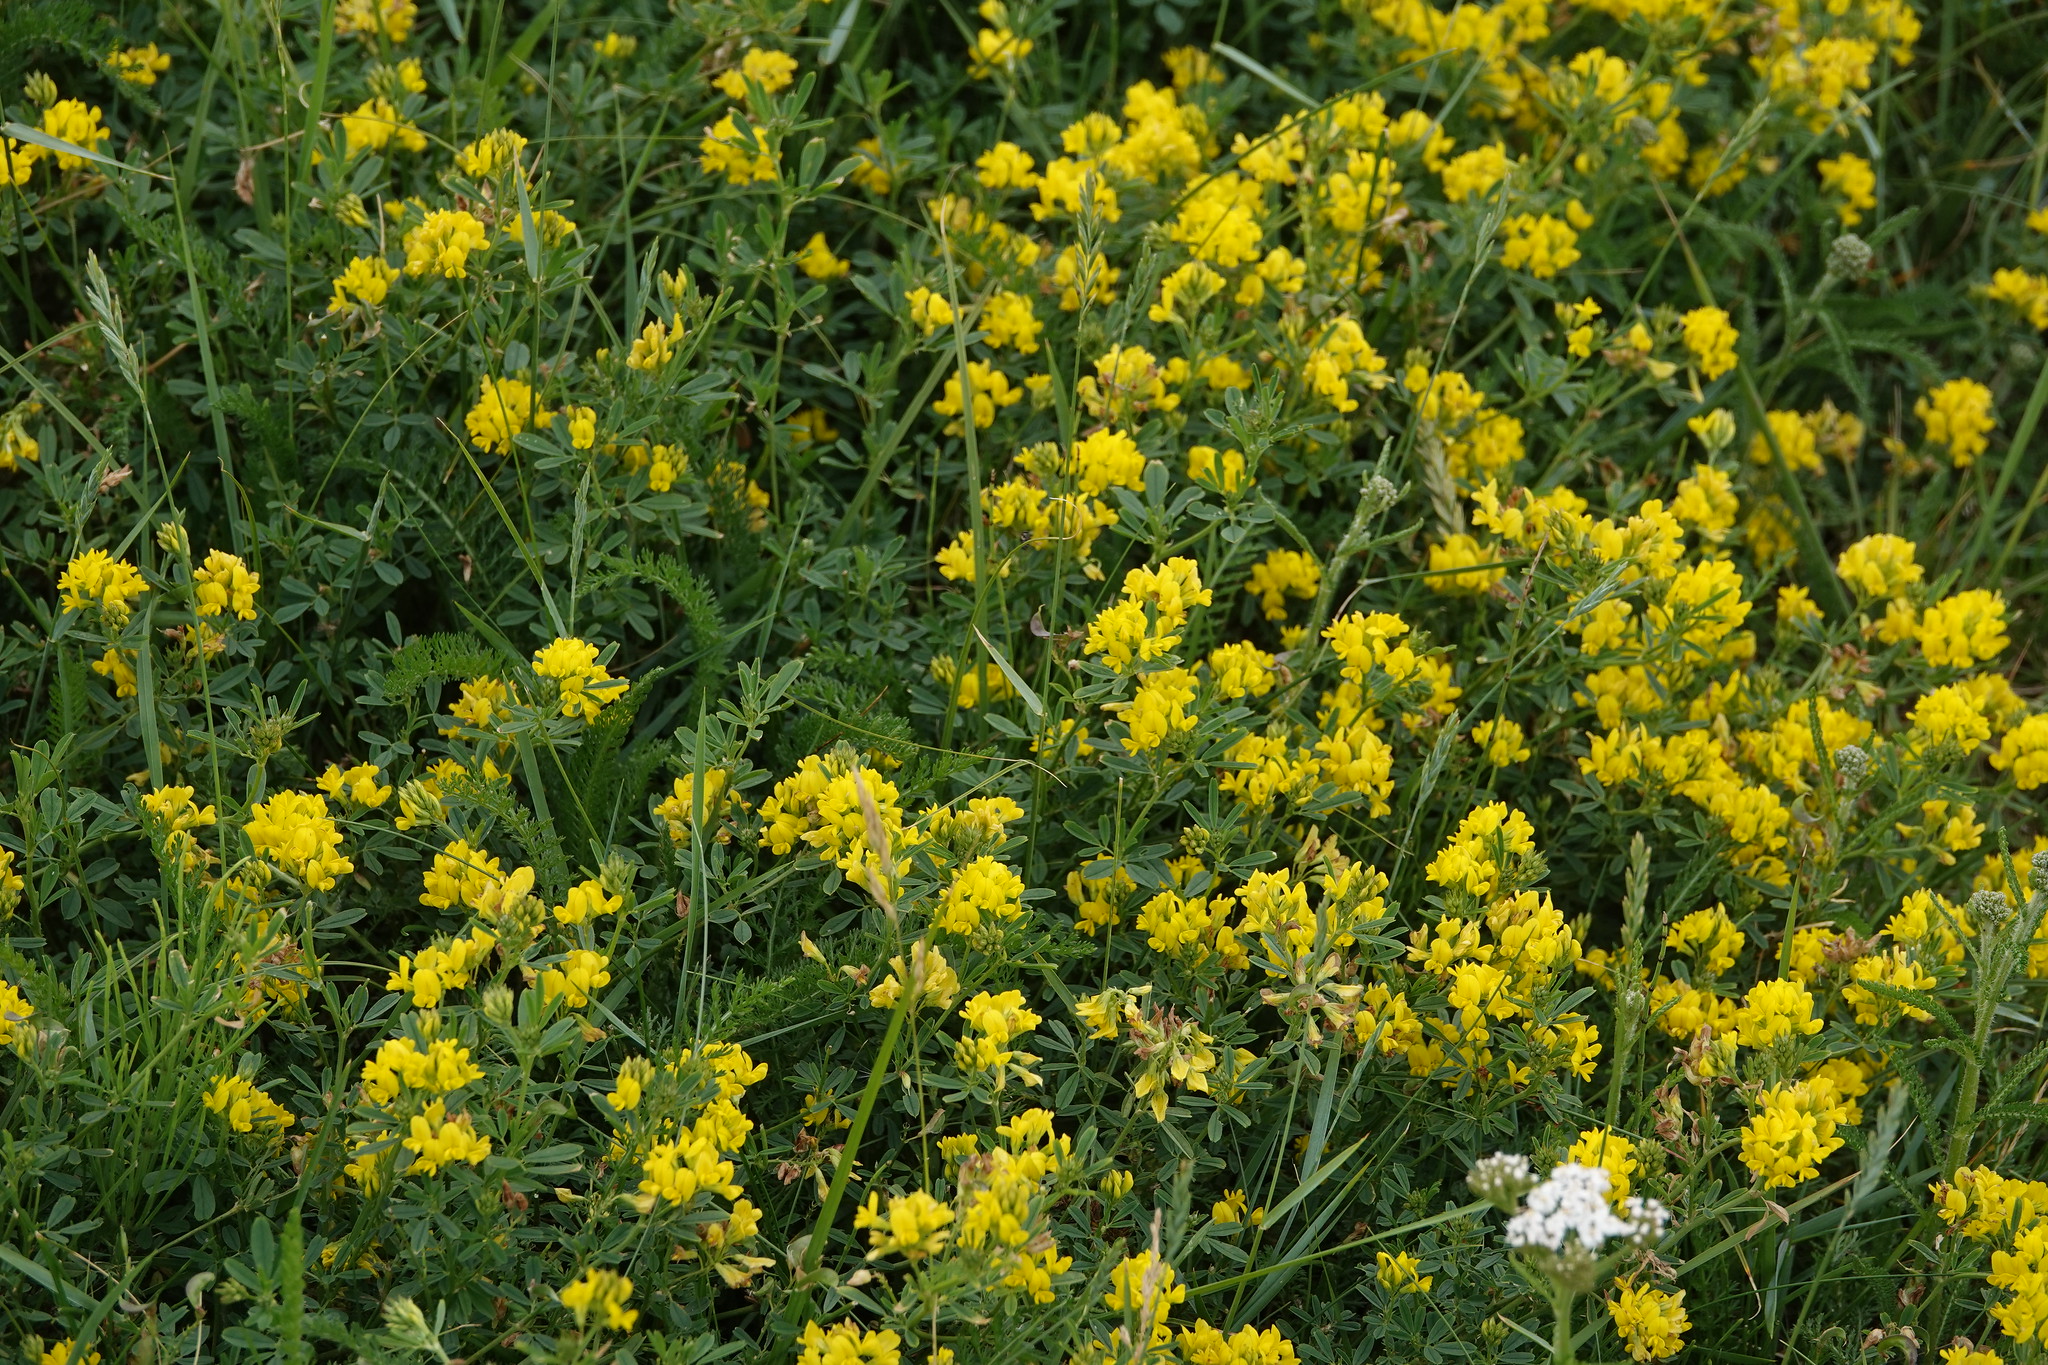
[[1, 121, 160, 178], [974, 626, 1044, 718]]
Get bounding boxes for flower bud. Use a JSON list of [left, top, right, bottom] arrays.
[[1826, 234, 1874, 280], [1832, 743, 1870, 788], [24, 72, 56, 110], [1360, 474, 1401, 518], [1968, 888, 2010, 930], [1688, 408, 1738, 454], [481, 985, 516, 1029]]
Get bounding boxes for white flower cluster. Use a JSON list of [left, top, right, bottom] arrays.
[[1468, 1151, 1537, 1211], [1503, 1163, 1667, 1253], [1505, 1163, 1625, 1252]]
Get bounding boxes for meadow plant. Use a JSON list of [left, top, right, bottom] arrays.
[[2, 0, 2048, 1362]]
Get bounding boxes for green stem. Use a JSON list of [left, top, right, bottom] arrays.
[[1986, 345, 2048, 584], [783, 981, 915, 1339], [1551, 1286, 1576, 1365]]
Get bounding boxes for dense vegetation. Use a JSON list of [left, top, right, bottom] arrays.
[[4, 1, 2048, 1363]]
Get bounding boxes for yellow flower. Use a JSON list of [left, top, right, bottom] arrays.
[[1733, 978, 1822, 1048], [1668, 903, 1743, 975], [110, 44, 172, 86], [796, 232, 850, 279], [39, 100, 109, 170], [906, 287, 956, 334], [0, 978, 35, 1046], [593, 31, 638, 60], [329, 255, 399, 312], [0, 400, 40, 467], [1843, 948, 1938, 1024], [455, 128, 528, 178], [933, 856, 1026, 935], [193, 549, 261, 619], [559, 1267, 638, 1332], [1462, 715, 1529, 766], [626, 319, 679, 371], [1992, 714, 2048, 790], [1748, 408, 1821, 473], [1740, 1080, 1845, 1188], [1441, 143, 1511, 202], [1681, 306, 1739, 379], [967, 24, 1033, 78], [1052, 245, 1119, 309], [401, 209, 490, 279], [531, 637, 625, 721], [1568, 1127, 1639, 1204], [1376, 1249, 1433, 1293], [931, 360, 1021, 434], [1989, 267, 2048, 330], [1917, 590, 2008, 668], [976, 141, 1038, 189], [36, 1342, 100, 1365], [868, 942, 959, 1013], [1499, 212, 1581, 278], [465, 375, 552, 455], [854, 1189, 955, 1260], [1609, 1281, 1690, 1361], [1835, 533, 1923, 601], [244, 790, 354, 891], [336, 0, 416, 43], [58, 549, 149, 623], [1187, 444, 1247, 493], [403, 1101, 492, 1174], [91, 647, 137, 698], [850, 137, 893, 194], [981, 290, 1042, 353], [1914, 377, 1996, 466], [540, 949, 612, 1009], [1777, 585, 1822, 625], [317, 761, 391, 809], [1818, 152, 1878, 224], [699, 113, 777, 184], [504, 208, 577, 245], [1908, 684, 1992, 754], [712, 49, 798, 100], [203, 1074, 296, 1133], [341, 98, 426, 157], [796, 1320, 902, 1365], [1425, 534, 1503, 594]]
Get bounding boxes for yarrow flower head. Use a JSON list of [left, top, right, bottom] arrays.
[[1501, 1161, 1668, 1292], [1469, 1152, 1539, 1210]]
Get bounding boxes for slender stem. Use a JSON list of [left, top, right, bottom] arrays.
[[1551, 1286, 1576, 1365], [1986, 346, 2048, 583], [782, 980, 916, 1342]]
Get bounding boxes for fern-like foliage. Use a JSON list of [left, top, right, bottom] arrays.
[[375, 632, 502, 704], [0, 1, 102, 96]]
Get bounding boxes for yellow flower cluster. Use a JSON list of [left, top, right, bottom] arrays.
[[202, 1074, 295, 1133], [558, 1268, 637, 1332], [532, 636, 626, 721], [244, 790, 353, 891], [1608, 1281, 1690, 1361]]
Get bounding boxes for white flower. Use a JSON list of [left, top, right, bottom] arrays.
[[1468, 1151, 1537, 1210], [1503, 1163, 1632, 1253], [1622, 1195, 1670, 1244]]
